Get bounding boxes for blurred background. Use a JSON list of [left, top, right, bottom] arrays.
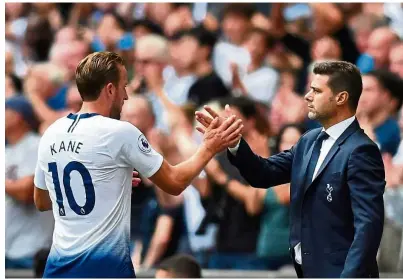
[[5, 2, 403, 277]]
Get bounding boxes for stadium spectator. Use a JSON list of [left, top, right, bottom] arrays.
[[359, 26, 399, 72], [358, 70, 402, 155], [311, 36, 342, 61], [49, 39, 90, 80], [5, 96, 54, 269], [179, 26, 230, 107], [389, 42, 403, 79], [155, 254, 202, 278], [221, 3, 256, 46], [208, 123, 305, 270], [132, 19, 164, 39], [201, 97, 267, 270], [234, 27, 279, 105], [24, 15, 54, 62]]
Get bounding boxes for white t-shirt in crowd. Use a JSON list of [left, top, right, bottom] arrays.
[[5, 132, 54, 259]]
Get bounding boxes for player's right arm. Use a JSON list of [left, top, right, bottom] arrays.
[[148, 144, 218, 195], [115, 116, 242, 196]]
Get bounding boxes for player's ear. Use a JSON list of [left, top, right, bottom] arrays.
[[106, 83, 115, 96]]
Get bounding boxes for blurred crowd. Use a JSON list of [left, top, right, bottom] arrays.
[[5, 2, 403, 274]]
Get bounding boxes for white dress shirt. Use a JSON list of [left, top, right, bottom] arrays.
[[228, 116, 356, 264]]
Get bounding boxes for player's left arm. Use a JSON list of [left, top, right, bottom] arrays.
[[34, 188, 52, 212], [34, 162, 52, 211], [341, 144, 385, 277]]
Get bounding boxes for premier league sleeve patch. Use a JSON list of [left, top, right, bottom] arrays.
[[138, 134, 152, 153]]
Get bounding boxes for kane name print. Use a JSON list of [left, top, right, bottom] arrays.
[[50, 141, 83, 155]]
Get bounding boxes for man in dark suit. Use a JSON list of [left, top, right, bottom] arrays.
[[195, 61, 385, 277]]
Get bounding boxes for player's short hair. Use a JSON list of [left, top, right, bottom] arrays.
[[157, 254, 202, 278], [75, 51, 124, 101], [313, 61, 363, 111]]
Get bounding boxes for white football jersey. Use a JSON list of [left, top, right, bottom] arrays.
[[34, 113, 163, 278]]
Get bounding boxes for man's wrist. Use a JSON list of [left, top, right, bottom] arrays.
[[224, 176, 232, 188], [228, 139, 241, 155], [199, 143, 215, 161]]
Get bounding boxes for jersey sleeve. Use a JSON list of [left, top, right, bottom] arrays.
[[112, 122, 164, 178], [34, 162, 47, 190]]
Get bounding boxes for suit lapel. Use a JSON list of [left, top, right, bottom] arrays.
[[303, 119, 361, 196], [299, 131, 320, 189]]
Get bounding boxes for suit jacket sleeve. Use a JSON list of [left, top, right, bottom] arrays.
[[227, 138, 294, 188], [341, 144, 385, 277]]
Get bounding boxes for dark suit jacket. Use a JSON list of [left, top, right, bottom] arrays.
[[228, 119, 385, 278]]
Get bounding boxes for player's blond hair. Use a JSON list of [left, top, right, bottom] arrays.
[[75, 51, 124, 101]]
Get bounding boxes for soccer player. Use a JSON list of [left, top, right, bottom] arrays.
[[33, 51, 242, 278]]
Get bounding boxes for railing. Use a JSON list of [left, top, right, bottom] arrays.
[[5, 268, 403, 278]]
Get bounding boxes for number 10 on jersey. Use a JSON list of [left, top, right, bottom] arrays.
[[48, 161, 95, 216]]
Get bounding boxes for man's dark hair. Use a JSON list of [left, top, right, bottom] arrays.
[[222, 3, 256, 20], [157, 254, 202, 278], [313, 61, 363, 111], [24, 15, 54, 61], [219, 96, 271, 136], [102, 12, 128, 31], [275, 123, 306, 154], [183, 25, 218, 60], [219, 96, 257, 119], [246, 27, 276, 49], [75, 51, 124, 101], [132, 19, 163, 36], [366, 69, 403, 112]]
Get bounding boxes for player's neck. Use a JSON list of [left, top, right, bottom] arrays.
[[78, 102, 109, 117]]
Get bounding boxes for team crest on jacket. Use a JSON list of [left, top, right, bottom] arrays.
[[138, 134, 151, 153]]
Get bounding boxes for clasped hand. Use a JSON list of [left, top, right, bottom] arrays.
[[195, 104, 243, 154]]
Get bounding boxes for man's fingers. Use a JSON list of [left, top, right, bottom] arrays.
[[132, 171, 139, 177], [196, 126, 206, 134], [195, 113, 211, 128], [226, 125, 244, 142], [217, 115, 236, 132], [204, 105, 220, 119], [132, 178, 141, 187], [228, 134, 242, 147], [221, 119, 243, 138], [195, 111, 213, 124], [224, 104, 233, 118], [208, 117, 220, 130]]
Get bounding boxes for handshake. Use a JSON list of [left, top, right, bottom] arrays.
[[195, 104, 243, 155]]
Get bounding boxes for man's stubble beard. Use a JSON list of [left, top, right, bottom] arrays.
[[308, 111, 318, 120], [110, 102, 122, 120]]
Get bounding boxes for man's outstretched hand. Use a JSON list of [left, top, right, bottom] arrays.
[[199, 114, 243, 155], [195, 104, 242, 148]]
